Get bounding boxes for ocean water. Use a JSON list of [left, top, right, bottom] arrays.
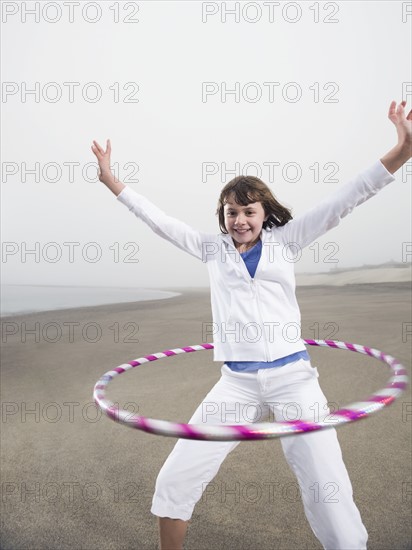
[[0, 285, 181, 317]]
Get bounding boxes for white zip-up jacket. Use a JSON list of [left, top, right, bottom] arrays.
[[116, 160, 395, 362]]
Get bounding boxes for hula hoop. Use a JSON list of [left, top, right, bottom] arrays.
[[93, 340, 408, 441]]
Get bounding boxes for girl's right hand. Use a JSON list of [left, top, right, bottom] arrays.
[[91, 139, 112, 183]]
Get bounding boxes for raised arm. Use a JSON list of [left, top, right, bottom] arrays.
[[380, 100, 412, 174], [91, 139, 125, 196], [279, 100, 411, 250], [279, 160, 395, 250], [91, 139, 212, 261]]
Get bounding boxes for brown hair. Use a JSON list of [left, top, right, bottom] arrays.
[[215, 175, 293, 234]]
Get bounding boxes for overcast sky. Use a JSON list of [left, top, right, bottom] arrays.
[[1, 1, 411, 289]]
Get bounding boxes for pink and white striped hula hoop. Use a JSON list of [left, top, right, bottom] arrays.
[[93, 339, 408, 441]]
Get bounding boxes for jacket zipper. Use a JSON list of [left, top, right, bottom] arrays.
[[250, 279, 270, 361], [227, 235, 271, 361]]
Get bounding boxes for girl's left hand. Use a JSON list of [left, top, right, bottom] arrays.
[[388, 100, 412, 151]]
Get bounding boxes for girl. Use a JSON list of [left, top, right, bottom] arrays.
[[92, 100, 411, 550]]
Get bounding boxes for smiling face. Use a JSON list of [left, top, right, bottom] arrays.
[[223, 194, 269, 252]]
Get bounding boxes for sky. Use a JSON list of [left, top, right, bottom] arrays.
[[1, 0, 411, 289]]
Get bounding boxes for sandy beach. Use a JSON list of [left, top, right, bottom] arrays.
[[1, 282, 411, 550]]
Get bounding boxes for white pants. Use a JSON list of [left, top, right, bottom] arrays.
[[151, 359, 368, 550]]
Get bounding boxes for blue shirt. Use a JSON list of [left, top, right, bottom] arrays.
[[225, 238, 310, 372]]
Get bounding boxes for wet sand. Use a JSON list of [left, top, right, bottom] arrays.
[[1, 282, 411, 549]]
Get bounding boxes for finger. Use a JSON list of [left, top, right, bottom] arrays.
[[388, 100, 396, 116], [93, 140, 105, 154], [406, 109, 412, 121], [96, 142, 105, 154], [107, 139, 112, 154]]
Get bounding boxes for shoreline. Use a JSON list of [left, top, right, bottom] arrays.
[[1, 280, 411, 321], [2, 263, 410, 318], [2, 280, 411, 321], [0, 286, 182, 319]]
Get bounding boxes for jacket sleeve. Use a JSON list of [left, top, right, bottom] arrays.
[[116, 186, 211, 261], [279, 159, 396, 250]]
